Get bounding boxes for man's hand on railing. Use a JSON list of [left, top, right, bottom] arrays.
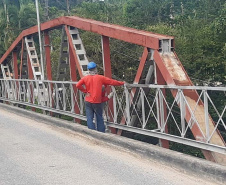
[[107, 92, 114, 99], [123, 81, 129, 86]]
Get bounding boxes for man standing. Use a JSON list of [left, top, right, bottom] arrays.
[[76, 61, 124, 132]]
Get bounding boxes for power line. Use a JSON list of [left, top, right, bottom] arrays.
[[55, 0, 71, 15]]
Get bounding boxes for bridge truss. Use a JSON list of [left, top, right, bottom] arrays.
[[0, 16, 225, 165]]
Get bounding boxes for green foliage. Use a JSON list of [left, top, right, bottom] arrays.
[[123, 0, 168, 28], [170, 142, 205, 158]]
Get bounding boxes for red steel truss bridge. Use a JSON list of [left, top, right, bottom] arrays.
[[0, 16, 225, 165]]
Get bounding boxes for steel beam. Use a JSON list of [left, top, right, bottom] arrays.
[[12, 52, 18, 79], [19, 39, 24, 79], [156, 65, 169, 148], [107, 123, 226, 155], [101, 35, 116, 134], [44, 31, 52, 81], [0, 16, 174, 64], [44, 31, 53, 115], [68, 37, 81, 123]]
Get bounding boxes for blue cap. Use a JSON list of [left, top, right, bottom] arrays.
[[87, 61, 97, 70]]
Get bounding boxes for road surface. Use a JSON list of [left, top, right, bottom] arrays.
[[0, 108, 219, 185]]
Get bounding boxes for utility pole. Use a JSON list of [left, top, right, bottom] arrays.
[[66, 0, 70, 14], [35, 0, 45, 80], [45, 0, 49, 20]]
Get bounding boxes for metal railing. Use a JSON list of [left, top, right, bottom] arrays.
[[0, 79, 225, 154]]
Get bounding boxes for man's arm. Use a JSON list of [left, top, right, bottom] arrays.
[[102, 76, 124, 86], [76, 79, 87, 93]]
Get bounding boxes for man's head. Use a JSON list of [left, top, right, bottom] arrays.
[[87, 61, 97, 74], [87, 61, 97, 71]]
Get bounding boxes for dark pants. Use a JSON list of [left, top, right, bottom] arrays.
[[85, 101, 105, 132]]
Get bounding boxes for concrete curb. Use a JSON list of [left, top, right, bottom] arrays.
[[0, 103, 225, 184]]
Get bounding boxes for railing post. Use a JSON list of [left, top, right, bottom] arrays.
[[179, 89, 186, 137], [27, 81, 31, 103], [159, 89, 165, 132], [70, 83, 75, 113], [23, 81, 26, 102], [156, 88, 161, 129], [62, 84, 66, 111], [32, 81, 35, 104], [47, 82, 50, 107], [204, 90, 209, 141], [37, 81, 41, 105], [55, 83, 59, 109], [141, 88, 146, 128], [79, 90, 83, 115], [125, 85, 130, 125], [113, 87, 117, 124]]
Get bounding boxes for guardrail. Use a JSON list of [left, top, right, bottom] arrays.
[[0, 79, 225, 154]]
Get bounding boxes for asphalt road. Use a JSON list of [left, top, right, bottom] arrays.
[[0, 108, 219, 185]]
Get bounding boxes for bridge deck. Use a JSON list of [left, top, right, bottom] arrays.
[[0, 104, 224, 185]]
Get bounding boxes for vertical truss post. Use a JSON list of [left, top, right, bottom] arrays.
[[44, 31, 52, 80], [156, 64, 169, 148], [68, 37, 80, 123], [43, 33, 50, 80], [101, 35, 116, 133]]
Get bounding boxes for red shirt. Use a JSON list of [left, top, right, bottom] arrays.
[[76, 75, 124, 103]]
